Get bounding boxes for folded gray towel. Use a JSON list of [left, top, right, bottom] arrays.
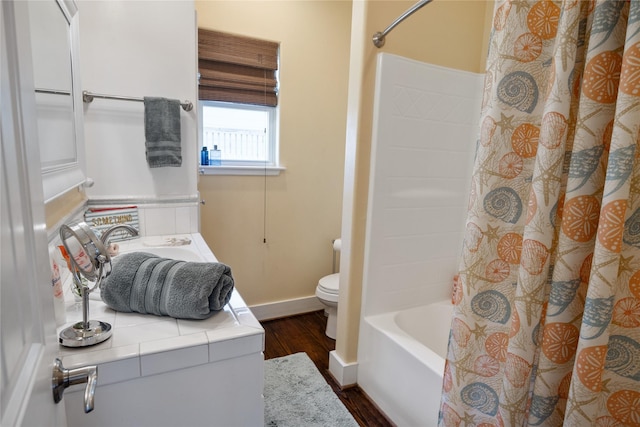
[[144, 97, 182, 168], [100, 252, 234, 319]]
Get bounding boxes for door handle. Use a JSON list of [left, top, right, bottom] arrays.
[[52, 358, 98, 413]]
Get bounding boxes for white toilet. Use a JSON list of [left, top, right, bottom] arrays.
[[316, 238, 341, 339]]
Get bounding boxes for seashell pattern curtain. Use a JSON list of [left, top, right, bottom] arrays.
[[440, 0, 640, 425]]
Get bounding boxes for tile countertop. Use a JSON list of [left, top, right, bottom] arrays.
[[56, 233, 264, 387]]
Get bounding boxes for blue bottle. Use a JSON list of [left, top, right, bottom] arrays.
[[200, 146, 209, 166]]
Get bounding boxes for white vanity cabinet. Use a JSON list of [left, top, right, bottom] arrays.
[[58, 234, 265, 427]]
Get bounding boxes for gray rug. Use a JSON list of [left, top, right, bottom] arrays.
[[264, 352, 359, 427]]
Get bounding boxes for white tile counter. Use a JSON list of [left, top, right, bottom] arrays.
[[57, 233, 265, 427]]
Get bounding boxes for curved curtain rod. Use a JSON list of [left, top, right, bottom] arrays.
[[372, 0, 434, 48]]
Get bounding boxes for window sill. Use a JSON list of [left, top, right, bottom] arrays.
[[199, 165, 285, 176]]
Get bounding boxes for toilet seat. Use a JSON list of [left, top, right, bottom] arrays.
[[316, 273, 339, 303]]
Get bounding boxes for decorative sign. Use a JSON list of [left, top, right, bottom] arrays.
[[84, 206, 139, 242]]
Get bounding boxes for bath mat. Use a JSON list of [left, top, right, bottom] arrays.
[[264, 352, 359, 427]]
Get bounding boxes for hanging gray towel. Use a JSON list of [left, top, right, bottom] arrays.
[[100, 252, 234, 319], [144, 97, 182, 168]]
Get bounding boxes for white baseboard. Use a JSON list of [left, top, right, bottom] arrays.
[[328, 350, 358, 387], [249, 296, 324, 321]]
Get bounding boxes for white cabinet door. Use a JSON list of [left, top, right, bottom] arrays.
[[1, 1, 67, 425]]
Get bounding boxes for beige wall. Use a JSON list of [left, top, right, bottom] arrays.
[[195, 1, 352, 306], [45, 188, 86, 232], [337, 0, 494, 363]]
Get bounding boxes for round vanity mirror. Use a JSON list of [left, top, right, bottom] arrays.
[[59, 221, 111, 284]]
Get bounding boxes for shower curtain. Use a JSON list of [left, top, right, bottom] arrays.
[[440, 1, 640, 426]]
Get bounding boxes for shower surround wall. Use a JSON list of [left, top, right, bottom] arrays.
[[357, 53, 483, 425]]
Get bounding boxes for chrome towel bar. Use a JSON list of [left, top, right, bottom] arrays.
[[35, 88, 71, 96], [82, 90, 193, 112]]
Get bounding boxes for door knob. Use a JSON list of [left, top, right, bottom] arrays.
[[52, 358, 98, 413]]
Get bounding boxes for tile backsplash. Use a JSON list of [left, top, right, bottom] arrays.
[[136, 204, 199, 236]]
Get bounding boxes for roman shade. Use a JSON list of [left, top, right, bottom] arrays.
[[198, 28, 279, 107]]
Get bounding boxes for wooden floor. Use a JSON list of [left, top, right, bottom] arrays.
[[261, 310, 394, 427]]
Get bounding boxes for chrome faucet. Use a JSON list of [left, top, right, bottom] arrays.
[[100, 224, 139, 247], [98, 224, 139, 263]]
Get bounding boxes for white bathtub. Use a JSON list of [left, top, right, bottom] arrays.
[[357, 300, 453, 426]]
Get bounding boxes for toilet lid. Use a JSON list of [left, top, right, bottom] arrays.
[[318, 273, 339, 294]]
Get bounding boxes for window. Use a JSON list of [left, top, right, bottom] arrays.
[[198, 29, 281, 174], [201, 101, 276, 166]]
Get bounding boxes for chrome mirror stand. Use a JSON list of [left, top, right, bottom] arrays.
[[58, 222, 138, 347], [58, 262, 113, 347]]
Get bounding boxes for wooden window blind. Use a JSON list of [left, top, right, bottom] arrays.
[[198, 28, 279, 107]]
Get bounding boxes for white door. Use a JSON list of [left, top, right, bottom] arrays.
[[1, 1, 67, 425]]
